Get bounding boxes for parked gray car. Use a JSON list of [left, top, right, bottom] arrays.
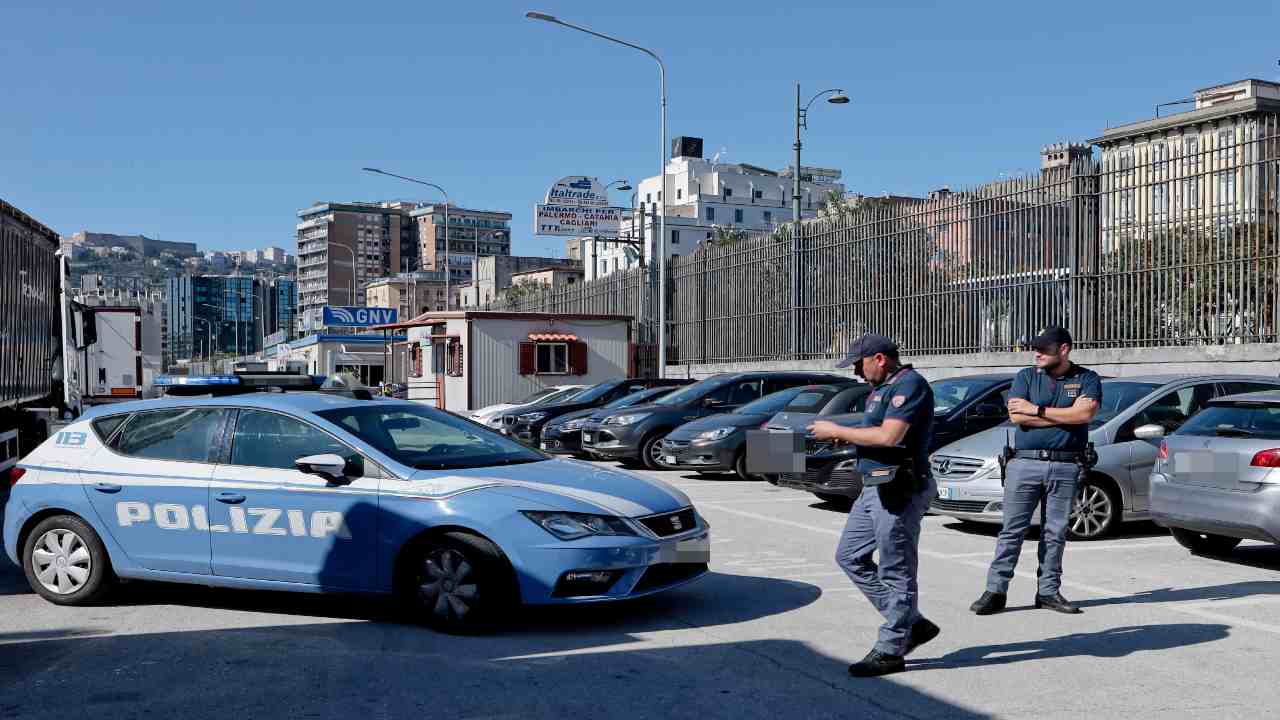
[[1151, 390, 1280, 555], [930, 375, 1280, 540]]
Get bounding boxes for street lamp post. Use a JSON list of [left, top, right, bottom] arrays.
[[326, 242, 357, 307], [526, 11, 668, 378], [362, 168, 451, 309], [193, 317, 213, 361], [791, 84, 849, 358]]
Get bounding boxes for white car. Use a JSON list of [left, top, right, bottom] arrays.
[[469, 386, 589, 426]]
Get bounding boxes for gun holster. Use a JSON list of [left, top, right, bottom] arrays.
[[997, 445, 1015, 486]]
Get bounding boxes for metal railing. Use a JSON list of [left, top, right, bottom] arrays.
[[484, 114, 1279, 368]]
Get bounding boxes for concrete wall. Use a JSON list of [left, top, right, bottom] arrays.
[[670, 343, 1280, 382]]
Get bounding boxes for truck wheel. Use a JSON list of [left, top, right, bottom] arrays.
[[23, 515, 115, 606], [1170, 528, 1243, 556], [398, 531, 517, 634]]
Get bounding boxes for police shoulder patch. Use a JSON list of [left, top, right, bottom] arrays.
[[892, 395, 906, 407]]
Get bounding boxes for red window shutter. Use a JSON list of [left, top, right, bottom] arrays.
[[570, 341, 589, 376], [449, 341, 464, 377], [519, 342, 536, 375]]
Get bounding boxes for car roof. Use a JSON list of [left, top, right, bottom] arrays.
[[934, 373, 1015, 383], [1103, 373, 1279, 385], [78, 392, 380, 419]]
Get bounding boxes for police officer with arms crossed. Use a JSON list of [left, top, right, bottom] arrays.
[[970, 326, 1102, 616], [809, 333, 939, 678]]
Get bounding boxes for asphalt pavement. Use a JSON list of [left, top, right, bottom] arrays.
[[2, 471, 1278, 720]]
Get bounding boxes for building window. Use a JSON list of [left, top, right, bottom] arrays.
[[646, 193, 651, 203], [1217, 171, 1236, 207], [1181, 178, 1199, 209], [705, 207, 715, 222], [764, 210, 773, 224], [734, 208, 744, 223], [723, 187, 733, 198], [1217, 128, 1234, 148], [754, 190, 763, 200], [599, 260, 607, 276], [676, 188, 682, 199], [1152, 184, 1169, 215], [671, 230, 680, 245], [537, 343, 568, 374]]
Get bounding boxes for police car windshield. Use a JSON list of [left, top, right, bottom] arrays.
[[1090, 381, 1163, 428], [932, 378, 998, 416], [316, 405, 545, 470]]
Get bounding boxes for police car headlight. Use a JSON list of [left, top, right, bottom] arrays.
[[605, 413, 649, 426], [519, 411, 549, 422], [696, 427, 736, 441], [521, 511, 638, 540]]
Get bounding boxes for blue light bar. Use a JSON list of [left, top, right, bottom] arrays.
[[154, 375, 242, 387]]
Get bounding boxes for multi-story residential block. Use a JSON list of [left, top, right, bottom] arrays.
[[587, 136, 845, 279], [295, 201, 420, 330], [409, 205, 512, 288], [364, 270, 451, 319], [460, 255, 582, 307], [1089, 78, 1280, 251]]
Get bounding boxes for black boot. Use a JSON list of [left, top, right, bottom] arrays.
[[1034, 592, 1082, 614], [848, 649, 906, 678], [969, 591, 1006, 615], [904, 618, 940, 656]]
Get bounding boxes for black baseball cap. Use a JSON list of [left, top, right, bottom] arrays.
[[1031, 326, 1073, 351], [835, 333, 899, 368]]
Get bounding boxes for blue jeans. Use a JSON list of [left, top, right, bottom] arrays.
[[835, 478, 935, 656], [985, 459, 1080, 596]]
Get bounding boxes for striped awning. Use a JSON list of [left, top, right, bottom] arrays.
[[528, 332, 578, 342]]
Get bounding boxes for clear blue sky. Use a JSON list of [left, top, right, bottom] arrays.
[[3, 0, 1277, 256]]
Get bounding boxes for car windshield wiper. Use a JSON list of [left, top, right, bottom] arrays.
[[1214, 426, 1255, 437]]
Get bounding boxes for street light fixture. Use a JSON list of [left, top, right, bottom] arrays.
[[363, 167, 452, 309], [526, 11, 669, 378], [791, 84, 849, 357]]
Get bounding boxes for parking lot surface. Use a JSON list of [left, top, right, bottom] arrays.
[[2, 468, 1277, 719]]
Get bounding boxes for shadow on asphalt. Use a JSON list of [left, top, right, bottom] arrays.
[[909, 623, 1230, 670], [939, 519, 1171, 542], [1074, 579, 1280, 609]]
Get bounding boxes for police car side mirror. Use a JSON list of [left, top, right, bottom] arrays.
[[296, 454, 349, 483], [1133, 424, 1166, 441]]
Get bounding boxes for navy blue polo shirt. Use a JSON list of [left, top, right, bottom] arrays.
[[859, 365, 935, 479], [1010, 364, 1103, 451]]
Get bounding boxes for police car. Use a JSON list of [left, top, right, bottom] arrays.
[[3, 374, 710, 632]]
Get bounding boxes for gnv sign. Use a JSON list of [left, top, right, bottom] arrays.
[[322, 306, 398, 328]]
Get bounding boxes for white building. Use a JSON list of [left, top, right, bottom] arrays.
[[584, 136, 845, 280]]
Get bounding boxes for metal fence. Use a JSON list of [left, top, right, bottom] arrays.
[[487, 113, 1280, 370]]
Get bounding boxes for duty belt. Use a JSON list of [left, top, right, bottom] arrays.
[[1013, 449, 1082, 463]]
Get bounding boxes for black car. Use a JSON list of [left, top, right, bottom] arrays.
[[502, 377, 692, 446], [581, 371, 850, 470], [540, 386, 683, 457], [661, 383, 863, 480], [771, 373, 1015, 504]]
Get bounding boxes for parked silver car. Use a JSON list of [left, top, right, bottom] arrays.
[[930, 375, 1280, 539], [1151, 390, 1280, 555]]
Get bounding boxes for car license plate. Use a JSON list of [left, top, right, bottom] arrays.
[[582, 432, 594, 444], [937, 487, 953, 500], [663, 455, 677, 465], [673, 533, 711, 563]]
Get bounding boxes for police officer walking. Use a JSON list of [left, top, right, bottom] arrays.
[[809, 333, 938, 678], [970, 326, 1102, 616]]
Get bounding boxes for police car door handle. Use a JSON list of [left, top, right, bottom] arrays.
[[215, 492, 246, 504], [92, 482, 122, 494]]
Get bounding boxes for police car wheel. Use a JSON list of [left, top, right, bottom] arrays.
[[402, 532, 514, 634], [1067, 478, 1121, 540], [22, 515, 114, 606]]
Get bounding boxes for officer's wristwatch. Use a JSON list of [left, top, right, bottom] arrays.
[[1035, 405, 1046, 418]]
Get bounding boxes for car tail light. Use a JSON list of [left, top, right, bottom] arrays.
[[1157, 441, 1168, 460], [1250, 449, 1280, 468], [8, 467, 25, 487]]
